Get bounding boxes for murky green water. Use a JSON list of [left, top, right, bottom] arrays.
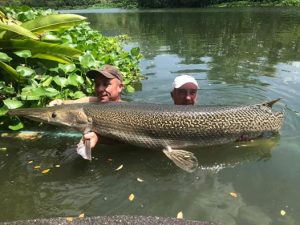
[[1, 8, 300, 225]]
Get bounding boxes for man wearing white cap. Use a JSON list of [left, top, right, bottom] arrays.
[[171, 74, 199, 105]]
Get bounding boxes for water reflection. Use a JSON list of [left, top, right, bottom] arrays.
[[85, 8, 300, 88]]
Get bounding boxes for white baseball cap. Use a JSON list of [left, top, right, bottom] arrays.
[[172, 74, 199, 89]]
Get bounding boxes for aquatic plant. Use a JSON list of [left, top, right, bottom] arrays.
[[0, 7, 142, 130]]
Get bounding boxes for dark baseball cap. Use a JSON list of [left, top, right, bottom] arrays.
[[86, 65, 123, 82]]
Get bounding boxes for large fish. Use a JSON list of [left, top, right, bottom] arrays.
[[9, 99, 284, 172]]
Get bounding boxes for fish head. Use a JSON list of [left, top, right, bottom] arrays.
[[9, 105, 91, 131]]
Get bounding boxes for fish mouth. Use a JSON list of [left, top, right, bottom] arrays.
[[9, 108, 51, 123]]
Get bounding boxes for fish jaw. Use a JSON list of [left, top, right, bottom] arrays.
[[9, 106, 92, 132]]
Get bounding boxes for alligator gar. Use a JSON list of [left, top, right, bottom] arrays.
[[8, 99, 284, 172]]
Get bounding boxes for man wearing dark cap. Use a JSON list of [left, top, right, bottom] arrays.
[[49, 65, 123, 105], [48, 64, 124, 149]]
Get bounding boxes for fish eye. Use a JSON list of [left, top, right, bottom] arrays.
[[51, 112, 57, 118]]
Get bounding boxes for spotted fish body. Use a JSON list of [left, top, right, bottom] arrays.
[[9, 99, 284, 172], [84, 101, 283, 149]]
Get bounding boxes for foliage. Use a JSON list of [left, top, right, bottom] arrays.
[[2, 0, 137, 9], [0, 7, 143, 130]]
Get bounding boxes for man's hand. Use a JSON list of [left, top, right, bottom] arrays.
[[48, 99, 64, 107], [83, 132, 99, 149]]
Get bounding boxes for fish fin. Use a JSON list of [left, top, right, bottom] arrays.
[[163, 146, 198, 173], [262, 98, 281, 108], [77, 139, 92, 161]]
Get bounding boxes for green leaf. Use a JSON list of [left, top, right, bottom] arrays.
[[0, 39, 82, 59], [32, 53, 72, 64], [53, 76, 68, 88], [42, 76, 53, 87], [3, 86, 15, 95], [131, 47, 140, 56], [126, 84, 135, 93], [123, 79, 130, 85], [3, 99, 23, 109], [79, 53, 98, 68], [16, 66, 35, 77], [0, 81, 4, 89], [21, 86, 46, 100], [58, 63, 76, 73], [0, 52, 12, 62], [41, 33, 61, 42], [14, 50, 32, 58], [44, 87, 60, 97], [68, 74, 84, 87], [73, 91, 86, 99], [0, 22, 39, 40], [0, 61, 23, 82], [9, 121, 24, 130], [21, 14, 86, 34], [0, 105, 8, 116]]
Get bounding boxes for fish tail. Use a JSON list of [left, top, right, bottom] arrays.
[[262, 98, 282, 108], [163, 146, 198, 173]]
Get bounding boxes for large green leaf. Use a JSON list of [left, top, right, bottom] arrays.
[[3, 99, 23, 109], [0, 39, 82, 59], [21, 86, 50, 100], [0, 105, 8, 116], [73, 91, 86, 99], [68, 74, 84, 87], [44, 87, 60, 97], [53, 76, 68, 88], [41, 76, 53, 87], [130, 47, 140, 56], [0, 52, 12, 62], [126, 84, 135, 93], [21, 14, 87, 34], [58, 63, 76, 73], [14, 50, 32, 58], [9, 121, 24, 130], [0, 61, 23, 82], [16, 66, 35, 77], [41, 33, 61, 42], [79, 53, 98, 68], [0, 22, 38, 40], [32, 53, 72, 64]]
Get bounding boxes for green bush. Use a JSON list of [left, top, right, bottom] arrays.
[[0, 7, 142, 130]]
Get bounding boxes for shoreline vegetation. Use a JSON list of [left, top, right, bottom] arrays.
[[1, 0, 300, 9], [0, 6, 142, 130]]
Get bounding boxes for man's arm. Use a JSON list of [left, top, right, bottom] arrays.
[[48, 96, 98, 106]]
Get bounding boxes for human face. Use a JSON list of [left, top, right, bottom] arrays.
[[94, 75, 123, 102], [171, 83, 198, 105]]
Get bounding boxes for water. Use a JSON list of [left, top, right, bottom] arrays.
[[0, 8, 300, 225]]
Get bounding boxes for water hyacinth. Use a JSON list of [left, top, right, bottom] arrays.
[[0, 7, 143, 130]]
